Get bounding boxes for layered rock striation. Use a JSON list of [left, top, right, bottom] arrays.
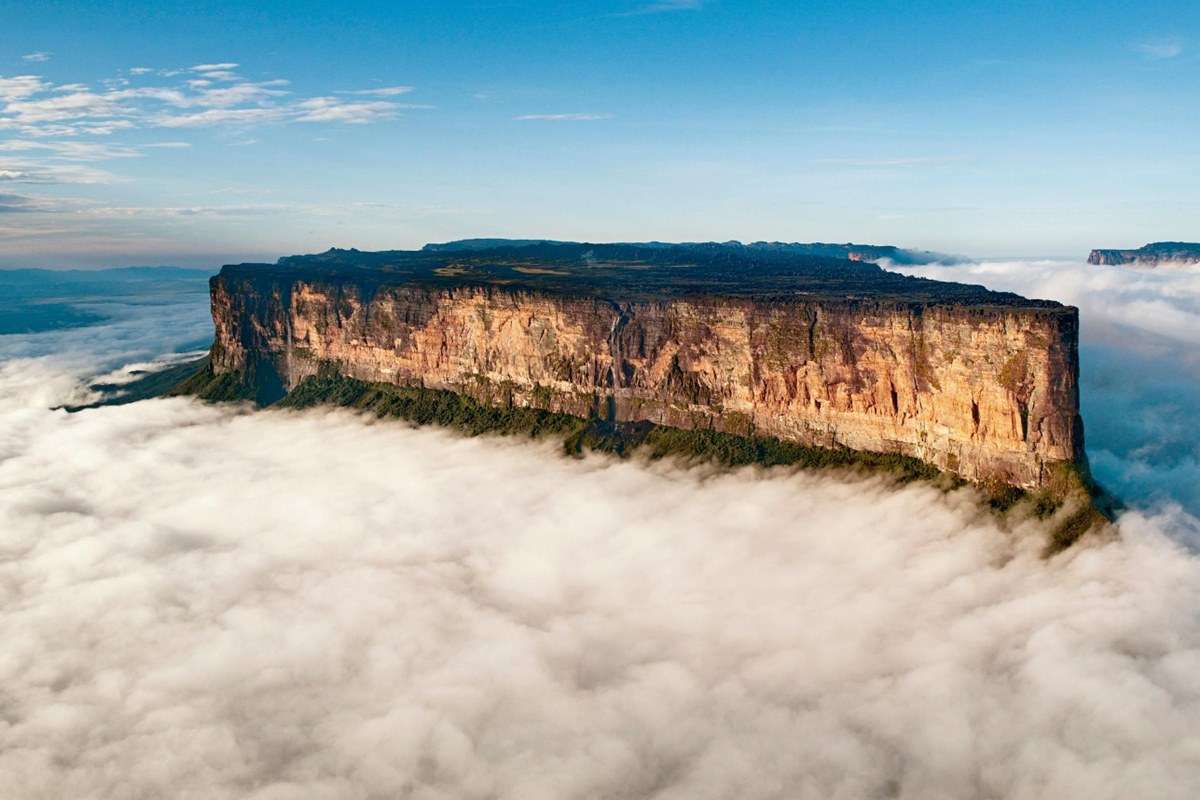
[[203, 242, 1084, 489]]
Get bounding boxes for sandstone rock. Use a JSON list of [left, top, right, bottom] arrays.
[[204, 242, 1084, 490]]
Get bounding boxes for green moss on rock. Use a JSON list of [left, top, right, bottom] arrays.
[[168, 357, 259, 402], [277, 372, 945, 483]]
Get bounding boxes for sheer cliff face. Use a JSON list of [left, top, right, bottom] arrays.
[[209, 273, 1082, 489]]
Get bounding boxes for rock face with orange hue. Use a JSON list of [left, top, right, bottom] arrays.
[[206, 242, 1084, 489]]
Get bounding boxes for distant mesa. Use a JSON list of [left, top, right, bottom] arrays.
[[422, 238, 563, 252], [741, 241, 959, 265], [422, 238, 958, 265], [1087, 242, 1200, 266]]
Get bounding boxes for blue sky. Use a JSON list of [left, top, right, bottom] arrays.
[[2, 0, 1197, 267]]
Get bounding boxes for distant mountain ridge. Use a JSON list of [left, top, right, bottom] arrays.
[[422, 238, 957, 265], [1087, 242, 1200, 266]]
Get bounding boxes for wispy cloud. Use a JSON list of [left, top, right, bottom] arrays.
[[153, 107, 288, 128], [0, 139, 142, 160], [190, 80, 290, 108], [0, 67, 416, 137], [293, 97, 398, 124], [21, 52, 52, 63], [152, 98, 399, 128], [0, 138, 187, 159], [621, 0, 706, 15], [814, 155, 968, 168], [1, 89, 128, 128], [1134, 37, 1184, 59], [190, 62, 239, 72], [0, 63, 421, 196], [342, 86, 413, 97], [0, 158, 117, 184], [80, 202, 295, 218], [0, 76, 50, 102], [514, 113, 613, 121]]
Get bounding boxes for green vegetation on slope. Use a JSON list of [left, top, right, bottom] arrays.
[[62, 356, 210, 411], [279, 372, 586, 439], [277, 372, 948, 484], [167, 355, 259, 402], [167, 341, 286, 404]]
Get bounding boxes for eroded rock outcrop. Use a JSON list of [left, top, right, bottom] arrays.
[[202, 242, 1084, 489]]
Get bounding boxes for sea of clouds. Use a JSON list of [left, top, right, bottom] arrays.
[[1, 261, 1199, 799]]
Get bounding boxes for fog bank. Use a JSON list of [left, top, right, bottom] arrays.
[[2, 392, 1200, 798], [3, 263, 1200, 798]]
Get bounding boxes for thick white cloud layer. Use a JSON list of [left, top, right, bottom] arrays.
[[2, 263, 1200, 798], [2, 396, 1200, 799]]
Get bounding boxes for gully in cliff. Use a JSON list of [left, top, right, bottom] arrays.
[[171, 239, 1111, 550]]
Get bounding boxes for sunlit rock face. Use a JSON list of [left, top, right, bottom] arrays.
[[207, 242, 1083, 488]]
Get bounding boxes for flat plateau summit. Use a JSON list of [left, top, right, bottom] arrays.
[[186, 241, 1085, 495]]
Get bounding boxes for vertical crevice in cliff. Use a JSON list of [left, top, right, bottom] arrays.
[[603, 302, 632, 422], [607, 301, 631, 390], [906, 308, 939, 393], [804, 306, 818, 362]]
